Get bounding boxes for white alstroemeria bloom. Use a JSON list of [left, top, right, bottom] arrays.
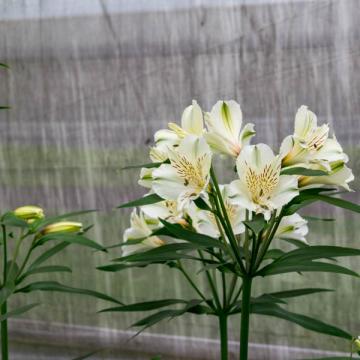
[[275, 213, 309, 244], [298, 161, 354, 191], [228, 144, 299, 220], [122, 209, 165, 257], [150, 100, 204, 162], [281, 106, 347, 169], [189, 187, 245, 238], [204, 100, 255, 157], [141, 199, 184, 224], [152, 135, 212, 210]]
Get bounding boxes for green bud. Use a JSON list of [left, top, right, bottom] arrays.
[[14, 205, 44, 223], [42, 221, 83, 235]]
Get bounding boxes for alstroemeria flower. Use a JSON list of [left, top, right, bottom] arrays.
[[122, 209, 165, 257], [189, 187, 245, 238], [281, 106, 348, 169], [298, 161, 354, 191], [228, 144, 299, 219], [141, 198, 184, 224], [204, 100, 255, 157], [150, 100, 204, 162], [275, 213, 309, 244], [152, 135, 212, 210]]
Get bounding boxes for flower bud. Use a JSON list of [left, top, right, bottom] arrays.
[[42, 221, 83, 235], [14, 205, 44, 223], [354, 337, 360, 352]]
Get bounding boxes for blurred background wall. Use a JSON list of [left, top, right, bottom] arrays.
[[0, 0, 359, 358]]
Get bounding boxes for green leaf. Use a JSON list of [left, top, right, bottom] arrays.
[[122, 162, 164, 170], [6, 261, 19, 284], [97, 262, 150, 272], [1, 212, 29, 228], [280, 238, 309, 248], [272, 245, 360, 264], [100, 299, 188, 313], [243, 214, 266, 236], [194, 197, 212, 212], [112, 243, 203, 263], [251, 303, 352, 340], [257, 261, 358, 277], [18, 265, 72, 283], [263, 249, 285, 260], [0, 106, 10, 110], [304, 216, 335, 222], [27, 242, 70, 270], [281, 167, 328, 176], [159, 220, 225, 250], [0, 284, 15, 306], [118, 194, 163, 208], [15, 281, 122, 304], [0, 63, 9, 69], [0, 303, 39, 322], [72, 350, 100, 360], [35, 233, 105, 252], [267, 288, 334, 299], [314, 194, 360, 213]]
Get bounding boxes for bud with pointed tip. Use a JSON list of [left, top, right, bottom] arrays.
[[14, 205, 44, 223], [42, 221, 83, 235]]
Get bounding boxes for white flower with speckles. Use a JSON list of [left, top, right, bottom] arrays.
[[122, 209, 165, 257], [204, 100, 255, 157], [189, 187, 245, 238], [281, 106, 348, 170], [150, 100, 204, 162], [152, 135, 212, 210], [275, 213, 309, 244], [298, 161, 354, 191], [228, 144, 299, 220]]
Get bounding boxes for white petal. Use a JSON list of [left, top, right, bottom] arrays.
[[181, 100, 204, 136], [138, 168, 154, 188], [228, 179, 257, 212], [208, 100, 243, 143], [270, 175, 299, 209], [239, 123, 256, 146], [204, 132, 237, 157], [294, 105, 317, 140], [236, 144, 276, 174], [152, 164, 187, 200]]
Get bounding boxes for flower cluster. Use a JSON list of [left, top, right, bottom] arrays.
[[123, 101, 353, 254]]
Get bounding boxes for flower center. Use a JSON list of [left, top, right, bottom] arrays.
[[245, 162, 280, 206], [171, 155, 207, 190]]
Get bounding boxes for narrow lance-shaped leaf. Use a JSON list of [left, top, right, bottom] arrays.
[[17, 265, 72, 284], [266, 288, 334, 299], [122, 162, 164, 170], [0, 303, 40, 322], [257, 261, 359, 277], [15, 281, 123, 304], [251, 302, 352, 340], [281, 167, 328, 176], [27, 241, 70, 271], [118, 194, 163, 208], [99, 299, 188, 313], [159, 220, 226, 250], [35, 233, 105, 252]]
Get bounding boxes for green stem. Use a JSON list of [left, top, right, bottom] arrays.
[[210, 167, 246, 275], [240, 276, 252, 360], [1, 225, 9, 360], [198, 251, 222, 311], [226, 274, 238, 308], [219, 314, 228, 360], [176, 261, 216, 312]]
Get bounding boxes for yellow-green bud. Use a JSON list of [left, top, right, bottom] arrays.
[[14, 206, 44, 222], [42, 221, 83, 235], [354, 337, 360, 351]]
